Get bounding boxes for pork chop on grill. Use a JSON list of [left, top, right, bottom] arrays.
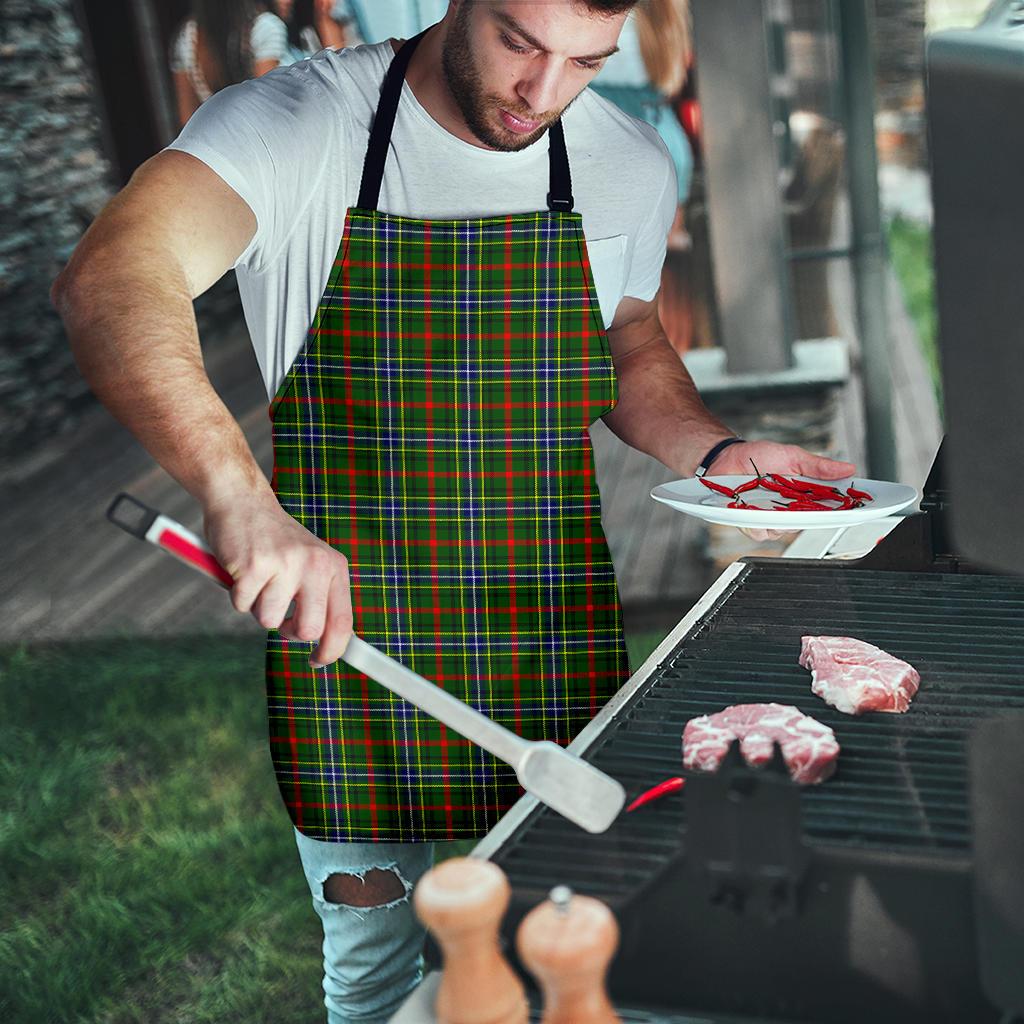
[[799, 635, 920, 716], [682, 703, 839, 785]]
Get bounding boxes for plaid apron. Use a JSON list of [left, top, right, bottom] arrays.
[[265, 31, 629, 842]]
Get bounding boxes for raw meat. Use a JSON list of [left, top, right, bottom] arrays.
[[682, 703, 840, 785], [799, 635, 920, 716]]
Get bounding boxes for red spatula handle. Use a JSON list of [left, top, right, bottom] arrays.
[[106, 492, 234, 589]]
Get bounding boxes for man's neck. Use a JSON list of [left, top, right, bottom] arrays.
[[393, 25, 500, 151]]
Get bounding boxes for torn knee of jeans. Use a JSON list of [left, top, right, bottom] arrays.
[[320, 866, 411, 912]]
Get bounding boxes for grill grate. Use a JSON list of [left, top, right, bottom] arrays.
[[493, 563, 1024, 898]]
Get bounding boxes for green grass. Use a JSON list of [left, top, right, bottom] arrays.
[[2, 626, 669, 1022], [1, 635, 326, 1024], [886, 215, 942, 413]]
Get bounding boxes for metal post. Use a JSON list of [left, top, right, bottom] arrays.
[[690, 0, 795, 374], [836, 0, 898, 480], [129, 0, 177, 147]]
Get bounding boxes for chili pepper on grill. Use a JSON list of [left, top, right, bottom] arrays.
[[626, 776, 686, 812]]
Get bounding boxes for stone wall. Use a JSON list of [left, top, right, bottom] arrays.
[[0, 0, 115, 466], [0, 0, 244, 469]]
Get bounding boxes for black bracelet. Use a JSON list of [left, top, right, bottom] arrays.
[[694, 437, 745, 478]]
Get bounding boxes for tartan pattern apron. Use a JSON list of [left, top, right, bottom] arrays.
[[265, 31, 629, 842]]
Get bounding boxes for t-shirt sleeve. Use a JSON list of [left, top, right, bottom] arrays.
[[623, 135, 678, 302], [251, 11, 289, 63], [164, 65, 338, 273]]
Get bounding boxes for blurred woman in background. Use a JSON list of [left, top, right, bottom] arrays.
[[275, 0, 351, 63], [592, 0, 695, 349], [592, 0, 693, 212], [170, 1, 289, 128]]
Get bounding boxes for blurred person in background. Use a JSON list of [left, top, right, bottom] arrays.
[[170, 0, 289, 128], [336, 0, 448, 43], [592, 0, 693, 237], [592, 0, 694, 348], [275, 0, 352, 63]]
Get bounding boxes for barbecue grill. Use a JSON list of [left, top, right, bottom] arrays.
[[470, 447, 1024, 1022], [397, 8, 1024, 1022]]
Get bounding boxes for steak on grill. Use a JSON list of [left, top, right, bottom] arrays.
[[682, 703, 840, 785], [799, 635, 921, 715]]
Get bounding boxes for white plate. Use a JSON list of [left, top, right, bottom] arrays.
[[650, 476, 920, 530]]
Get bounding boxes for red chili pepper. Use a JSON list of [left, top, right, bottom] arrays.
[[699, 478, 737, 498], [775, 474, 844, 499], [847, 485, 873, 502], [781, 498, 833, 511], [735, 478, 762, 494], [763, 480, 820, 501], [626, 776, 686, 812]]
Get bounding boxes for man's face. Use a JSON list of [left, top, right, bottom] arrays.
[[441, 1, 627, 151]]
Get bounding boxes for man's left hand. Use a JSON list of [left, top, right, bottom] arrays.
[[707, 440, 857, 542]]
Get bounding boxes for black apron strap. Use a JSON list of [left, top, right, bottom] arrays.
[[358, 28, 574, 215], [546, 118, 574, 213], [357, 28, 429, 210]]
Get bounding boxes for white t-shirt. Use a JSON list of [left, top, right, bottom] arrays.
[[167, 40, 677, 400]]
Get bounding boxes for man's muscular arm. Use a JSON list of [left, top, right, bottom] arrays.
[[51, 151, 353, 664]]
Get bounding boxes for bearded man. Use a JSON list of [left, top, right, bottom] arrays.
[[52, 2, 854, 1020]]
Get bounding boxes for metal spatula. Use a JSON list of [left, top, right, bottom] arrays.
[[106, 493, 626, 834]]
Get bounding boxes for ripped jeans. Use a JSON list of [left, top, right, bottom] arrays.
[[293, 826, 436, 1024]]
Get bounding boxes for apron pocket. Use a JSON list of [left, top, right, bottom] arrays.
[[583, 234, 627, 330]]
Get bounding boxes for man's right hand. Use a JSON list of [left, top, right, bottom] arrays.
[[203, 493, 353, 668]]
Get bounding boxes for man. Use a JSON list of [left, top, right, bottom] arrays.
[[52, 2, 855, 1020]]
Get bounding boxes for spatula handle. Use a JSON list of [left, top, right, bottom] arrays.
[[108, 492, 530, 766]]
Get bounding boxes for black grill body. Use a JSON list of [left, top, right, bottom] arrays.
[[483, 559, 1024, 1023]]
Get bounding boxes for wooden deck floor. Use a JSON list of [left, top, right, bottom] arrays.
[[2, 241, 940, 645]]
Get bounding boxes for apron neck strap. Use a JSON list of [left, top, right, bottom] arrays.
[[358, 29, 427, 211], [546, 119, 574, 213], [357, 29, 575, 215]]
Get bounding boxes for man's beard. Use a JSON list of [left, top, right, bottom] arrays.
[[441, 5, 564, 151]]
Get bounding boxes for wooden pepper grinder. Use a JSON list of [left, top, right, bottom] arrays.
[[516, 885, 621, 1024], [413, 857, 528, 1024]]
